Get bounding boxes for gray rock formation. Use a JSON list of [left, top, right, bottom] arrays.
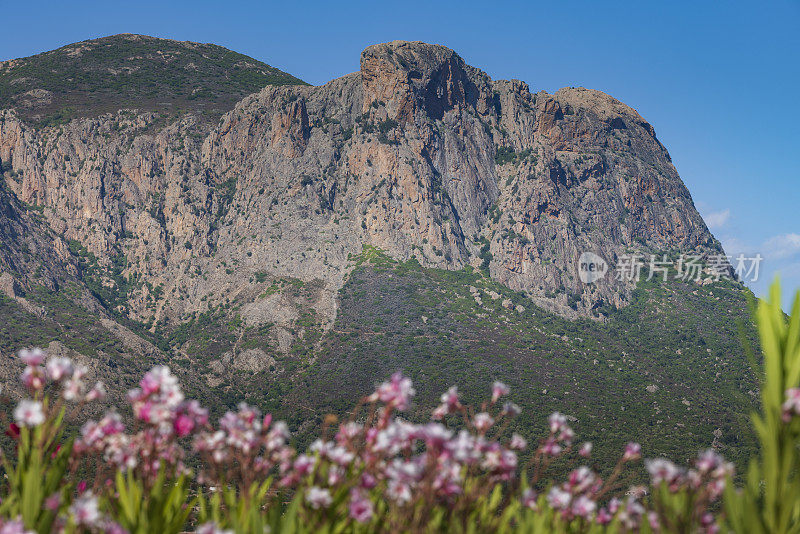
[[0, 40, 723, 353]]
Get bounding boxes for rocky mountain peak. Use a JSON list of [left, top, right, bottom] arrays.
[[0, 38, 725, 357], [360, 41, 491, 123]]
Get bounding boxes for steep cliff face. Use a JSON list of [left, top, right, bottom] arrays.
[[0, 40, 722, 354]]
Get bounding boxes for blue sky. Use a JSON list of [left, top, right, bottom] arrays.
[[2, 0, 798, 305]]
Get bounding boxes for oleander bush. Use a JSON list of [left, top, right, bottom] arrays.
[[0, 281, 798, 533]]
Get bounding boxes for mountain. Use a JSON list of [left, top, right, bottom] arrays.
[[0, 34, 306, 126], [0, 37, 757, 469]]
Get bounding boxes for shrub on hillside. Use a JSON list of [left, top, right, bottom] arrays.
[[0, 281, 798, 533]]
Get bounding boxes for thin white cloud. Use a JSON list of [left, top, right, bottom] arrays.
[[720, 235, 750, 257], [701, 232, 800, 310], [763, 233, 800, 260], [703, 209, 731, 229]]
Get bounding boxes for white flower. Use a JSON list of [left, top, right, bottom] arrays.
[[305, 486, 333, 509], [547, 487, 572, 509], [13, 399, 44, 427], [645, 458, 681, 484], [196, 522, 234, 534], [62, 378, 84, 401], [69, 492, 100, 527], [548, 412, 568, 433], [0, 517, 34, 534], [46, 357, 74, 381], [473, 412, 494, 432]]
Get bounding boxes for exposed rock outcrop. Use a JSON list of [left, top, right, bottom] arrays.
[[0, 40, 722, 351]]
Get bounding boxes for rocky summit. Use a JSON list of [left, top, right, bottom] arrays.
[[0, 36, 756, 467]]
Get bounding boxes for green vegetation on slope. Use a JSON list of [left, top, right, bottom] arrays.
[[0, 245, 761, 476], [0, 284, 157, 397], [0, 34, 307, 126], [281, 248, 759, 472]]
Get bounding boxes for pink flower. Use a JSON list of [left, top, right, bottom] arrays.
[[548, 412, 568, 433], [293, 454, 316, 476], [387, 480, 412, 504], [579, 442, 593, 458], [349, 489, 373, 523], [101, 521, 128, 534], [13, 399, 44, 427], [618, 496, 645, 529], [541, 438, 562, 456], [419, 423, 453, 448], [328, 465, 345, 486], [646, 458, 682, 487], [568, 466, 598, 493], [596, 507, 613, 525], [482, 448, 517, 480], [329, 445, 355, 466], [572, 495, 597, 518], [558, 426, 575, 445], [336, 422, 362, 443], [522, 488, 538, 509], [695, 449, 724, 474], [0, 517, 33, 534], [782, 388, 800, 421], [78, 412, 124, 449], [262, 413, 273, 429], [173, 414, 195, 437], [623, 442, 641, 461], [491, 381, 510, 403], [509, 433, 527, 450], [305, 486, 332, 509], [44, 493, 61, 511], [85, 381, 106, 401], [139, 369, 162, 395], [369, 372, 415, 411], [62, 379, 85, 401], [433, 386, 460, 419], [360, 472, 377, 489], [447, 430, 482, 464], [20, 366, 45, 392], [701, 512, 719, 533], [502, 402, 521, 416], [133, 400, 153, 422], [19, 348, 45, 367]]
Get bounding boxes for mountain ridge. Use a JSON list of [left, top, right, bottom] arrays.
[[0, 36, 754, 469], [0, 33, 307, 126]]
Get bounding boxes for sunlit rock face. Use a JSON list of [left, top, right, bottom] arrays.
[[0, 39, 721, 349]]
